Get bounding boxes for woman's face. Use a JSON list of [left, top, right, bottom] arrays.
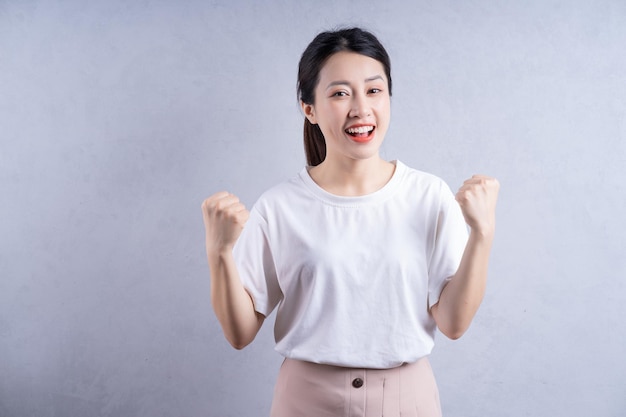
[[302, 51, 391, 163]]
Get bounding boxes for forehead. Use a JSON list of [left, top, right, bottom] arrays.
[[318, 51, 387, 85]]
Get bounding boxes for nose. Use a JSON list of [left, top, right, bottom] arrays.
[[348, 93, 371, 118]]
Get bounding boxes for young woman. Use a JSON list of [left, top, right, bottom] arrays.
[[202, 27, 499, 417]]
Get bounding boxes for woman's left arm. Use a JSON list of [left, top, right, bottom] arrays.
[[431, 175, 500, 340]]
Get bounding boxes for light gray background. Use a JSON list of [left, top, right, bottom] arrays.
[[1, 1, 625, 416]]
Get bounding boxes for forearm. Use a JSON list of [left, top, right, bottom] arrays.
[[432, 229, 493, 339], [208, 249, 264, 349]]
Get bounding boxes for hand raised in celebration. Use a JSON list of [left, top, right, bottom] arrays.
[[201, 191, 250, 254], [455, 175, 500, 237]]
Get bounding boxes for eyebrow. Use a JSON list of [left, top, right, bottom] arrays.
[[325, 75, 385, 90]]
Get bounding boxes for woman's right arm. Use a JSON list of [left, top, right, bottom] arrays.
[[202, 191, 265, 349]]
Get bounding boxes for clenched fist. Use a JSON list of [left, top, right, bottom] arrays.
[[455, 175, 500, 236], [201, 191, 250, 254]]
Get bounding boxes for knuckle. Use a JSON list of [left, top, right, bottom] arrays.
[[214, 199, 229, 212], [206, 203, 218, 214]]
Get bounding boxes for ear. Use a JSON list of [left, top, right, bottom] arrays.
[[301, 101, 317, 125]]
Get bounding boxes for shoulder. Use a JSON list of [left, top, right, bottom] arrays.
[[396, 161, 452, 196], [251, 168, 310, 214]]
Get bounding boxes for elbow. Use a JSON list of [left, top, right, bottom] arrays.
[[226, 334, 255, 350], [431, 304, 469, 340], [224, 321, 263, 350], [213, 308, 264, 351], [435, 315, 470, 340], [443, 328, 466, 340], [439, 323, 470, 340], [231, 341, 250, 350]]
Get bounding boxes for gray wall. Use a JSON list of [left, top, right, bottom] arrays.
[[1, 1, 625, 416]]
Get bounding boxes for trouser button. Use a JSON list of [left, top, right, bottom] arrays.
[[352, 377, 364, 388]]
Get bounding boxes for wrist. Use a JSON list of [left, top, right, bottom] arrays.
[[207, 246, 235, 265], [468, 225, 495, 242]]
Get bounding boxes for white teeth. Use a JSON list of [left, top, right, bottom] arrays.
[[346, 126, 374, 134]]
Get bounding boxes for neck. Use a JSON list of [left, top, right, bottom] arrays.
[[308, 156, 395, 196]]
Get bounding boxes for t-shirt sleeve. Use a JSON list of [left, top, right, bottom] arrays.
[[427, 182, 469, 308], [232, 206, 282, 317]]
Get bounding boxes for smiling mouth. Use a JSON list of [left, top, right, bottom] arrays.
[[345, 126, 375, 142]]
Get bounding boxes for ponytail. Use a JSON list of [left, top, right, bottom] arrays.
[[303, 119, 326, 166]]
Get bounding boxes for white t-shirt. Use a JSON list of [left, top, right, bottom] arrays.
[[233, 160, 468, 368]]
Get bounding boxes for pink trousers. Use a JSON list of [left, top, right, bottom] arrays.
[[270, 357, 442, 417]]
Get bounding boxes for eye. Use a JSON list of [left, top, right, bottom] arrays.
[[369, 88, 382, 94], [332, 91, 348, 97]]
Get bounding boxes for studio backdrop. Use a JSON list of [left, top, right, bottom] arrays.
[[1, 1, 625, 416]]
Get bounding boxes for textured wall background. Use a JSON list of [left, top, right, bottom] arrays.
[[1, 1, 625, 416]]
